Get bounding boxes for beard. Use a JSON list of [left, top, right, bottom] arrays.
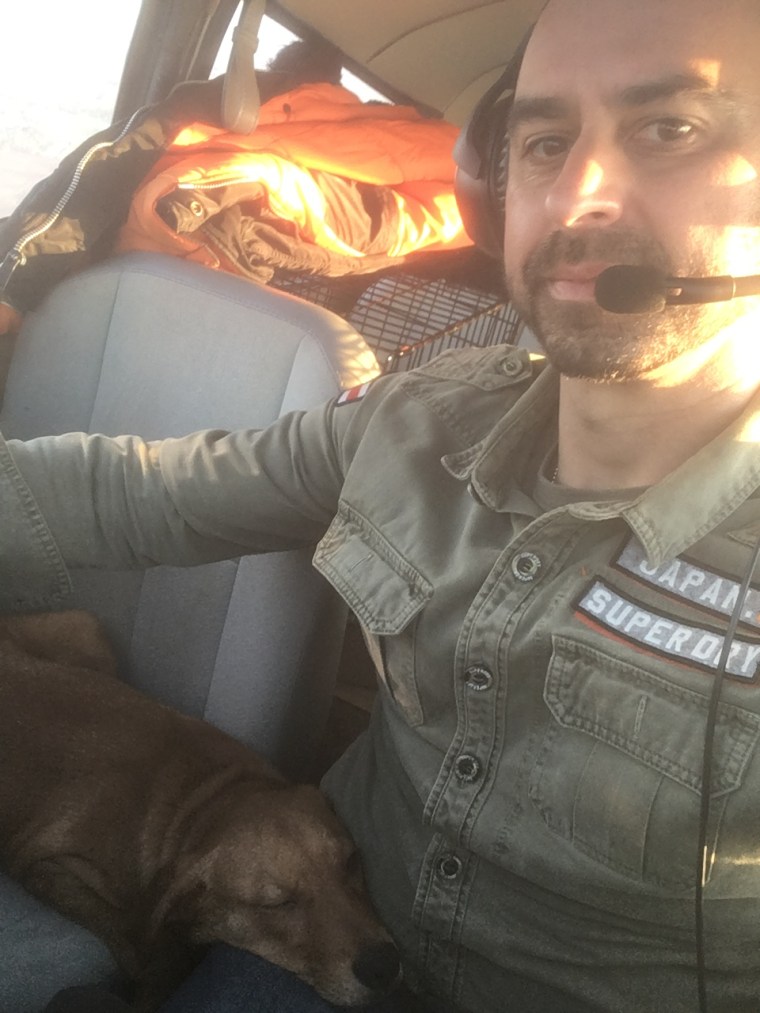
[[507, 228, 742, 381]]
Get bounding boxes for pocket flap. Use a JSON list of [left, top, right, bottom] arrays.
[[547, 635, 760, 797], [314, 506, 432, 635]]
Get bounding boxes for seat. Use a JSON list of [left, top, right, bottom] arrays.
[[0, 250, 379, 779]]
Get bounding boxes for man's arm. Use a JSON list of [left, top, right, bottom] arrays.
[[0, 401, 354, 612], [0, 433, 71, 611]]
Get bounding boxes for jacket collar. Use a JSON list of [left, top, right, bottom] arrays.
[[442, 364, 760, 567]]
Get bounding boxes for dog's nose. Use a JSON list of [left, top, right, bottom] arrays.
[[352, 941, 402, 993]]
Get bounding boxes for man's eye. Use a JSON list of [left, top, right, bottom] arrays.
[[521, 134, 569, 161], [634, 118, 699, 146]]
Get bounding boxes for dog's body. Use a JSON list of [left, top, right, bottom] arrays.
[[0, 610, 400, 1010]]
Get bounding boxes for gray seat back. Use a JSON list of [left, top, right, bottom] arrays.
[[0, 251, 378, 778]]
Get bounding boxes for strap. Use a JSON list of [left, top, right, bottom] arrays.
[[221, 0, 266, 133]]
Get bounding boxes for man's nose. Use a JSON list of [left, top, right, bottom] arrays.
[[544, 137, 626, 228]]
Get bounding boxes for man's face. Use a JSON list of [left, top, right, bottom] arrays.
[[502, 0, 760, 380]]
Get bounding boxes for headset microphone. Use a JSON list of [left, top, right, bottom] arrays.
[[594, 264, 760, 314]]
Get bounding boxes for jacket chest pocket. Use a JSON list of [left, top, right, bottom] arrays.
[[529, 635, 760, 891], [313, 506, 433, 726]]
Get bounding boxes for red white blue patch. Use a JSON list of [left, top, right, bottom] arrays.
[[336, 382, 372, 406]]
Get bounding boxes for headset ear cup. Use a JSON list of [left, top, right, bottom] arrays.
[[453, 25, 532, 258], [483, 97, 512, 255], [453, 91, 512, 258]]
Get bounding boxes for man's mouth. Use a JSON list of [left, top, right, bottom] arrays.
[[544, 263, 612, 303]]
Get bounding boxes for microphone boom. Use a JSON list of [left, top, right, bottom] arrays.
[[594, 265, 667, 314], [595, 265, 760, 314]]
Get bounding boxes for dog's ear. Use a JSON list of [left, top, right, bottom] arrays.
[[146, 849, 215, 944], [0, 610, 119, 676]]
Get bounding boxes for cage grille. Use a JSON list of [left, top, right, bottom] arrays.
[[271, 269, 524, 373], [346, 274, 522, 372]]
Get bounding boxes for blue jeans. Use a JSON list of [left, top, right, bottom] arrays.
[[157, 944, 434, 1013]]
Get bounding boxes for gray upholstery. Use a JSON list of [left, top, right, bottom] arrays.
[[0, 251, 378, 779]]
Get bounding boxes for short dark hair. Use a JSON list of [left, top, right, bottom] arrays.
[[266, 38, 344, 87]]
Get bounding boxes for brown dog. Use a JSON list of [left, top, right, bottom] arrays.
[[0, 610, 400, 1011]]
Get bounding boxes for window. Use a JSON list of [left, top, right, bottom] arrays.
[[212, 11, 300, 77], [212, 9, 391, 104], [0, 3, 390, 219], [0, 0, 142, 216]]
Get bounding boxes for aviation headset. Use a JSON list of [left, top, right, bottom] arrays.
[[452, 28, 534, 258], [453, 26, 760, 1013]]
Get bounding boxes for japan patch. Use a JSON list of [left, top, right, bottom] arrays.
[[336, 382, 372, 406], [614, 536, 760, 631], [575, 578, 760, 683]]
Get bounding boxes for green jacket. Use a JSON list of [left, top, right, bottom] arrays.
[[4, 344, 760, 1012]]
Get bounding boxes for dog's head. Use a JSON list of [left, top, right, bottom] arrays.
[[151, 783, 401, 1007]]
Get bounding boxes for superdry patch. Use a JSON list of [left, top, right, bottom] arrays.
[[576, 578, 760, 683], [614, 536, 760, 630], [336, 382, 372, 406]]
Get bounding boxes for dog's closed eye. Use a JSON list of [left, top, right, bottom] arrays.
[[252, 882, 299, 910], [255, 894, 298, 911]]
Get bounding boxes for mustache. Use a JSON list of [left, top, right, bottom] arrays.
[[522, 229, 674, 286]]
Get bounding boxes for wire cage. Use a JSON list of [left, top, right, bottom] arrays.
[[271, 262, 525, 374], [346, 273, 523, 372], [270, 272, 372, 320]]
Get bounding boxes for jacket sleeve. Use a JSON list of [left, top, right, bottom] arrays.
[[0, 391, 377, 611]]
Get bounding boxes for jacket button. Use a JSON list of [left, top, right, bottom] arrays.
[[501, 357, 523, 377], [189, 199, 204, 217], [464, 664, 493, 691], [436, 854, 463, 881], [454, 754, 482, 783], [511, 551, 541, 582]]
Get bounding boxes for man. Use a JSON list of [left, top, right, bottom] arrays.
[[3, 0, 760, 1010]]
